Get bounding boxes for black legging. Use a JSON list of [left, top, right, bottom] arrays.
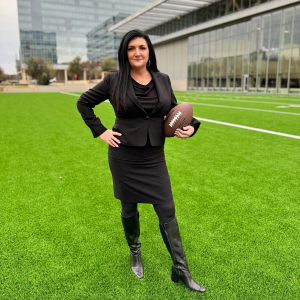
[[121, 201, 175, 224]]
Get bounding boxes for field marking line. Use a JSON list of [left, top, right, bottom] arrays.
[[60, 91, 110, 102], [59, 92, 299, 139], [63, 91, 300, 108], [181, 94, 300, 101], [276, 104, 300, 108], [195, 117, 300, 140], [178, 101, 300, 116], [182, 98, 300, 106], [60, 91, 82, 97]]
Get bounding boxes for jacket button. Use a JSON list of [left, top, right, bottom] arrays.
[[145, 115, 149, 120]]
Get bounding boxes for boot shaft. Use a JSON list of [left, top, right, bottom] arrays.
[[160, 218, 206, 293], [159, 218, 189, 270], [121, 212, 141, 254]]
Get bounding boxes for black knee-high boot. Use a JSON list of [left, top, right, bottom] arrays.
[[121, 212, 144, 279], [159, 218, 206, 293]]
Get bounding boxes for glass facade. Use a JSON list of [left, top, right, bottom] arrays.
[[17, 0, 153, 65], [146, 0, 275, 41], [188, 4, 300, 93], [87, 13, 129, 62], [20, 30, 58, 63]]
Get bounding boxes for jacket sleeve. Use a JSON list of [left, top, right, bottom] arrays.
[[167, 75, 200, 138], [77, 73, 111, 138]]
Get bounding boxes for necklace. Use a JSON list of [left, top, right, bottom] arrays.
[[132, 76, 151, 85]]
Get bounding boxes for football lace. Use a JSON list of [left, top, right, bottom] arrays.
[[169, 111, 182, 128]]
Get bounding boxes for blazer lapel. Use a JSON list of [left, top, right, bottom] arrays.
[[149, 69, 164, 115], [126, 70, 166, 115], [126, 74, 147, 114]]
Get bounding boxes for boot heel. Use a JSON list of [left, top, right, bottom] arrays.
[[171, 272, 180, 283]]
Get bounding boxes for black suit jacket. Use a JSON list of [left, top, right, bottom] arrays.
[[77, 69, 200, 146]]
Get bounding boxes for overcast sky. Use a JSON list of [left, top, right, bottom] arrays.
[[0, 0, 20, 74]]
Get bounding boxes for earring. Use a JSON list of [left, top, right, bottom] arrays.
[[147, 60, 151, 67]]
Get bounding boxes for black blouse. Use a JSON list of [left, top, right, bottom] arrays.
[[131, 77, 159, 114]]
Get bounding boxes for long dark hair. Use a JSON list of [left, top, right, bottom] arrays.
[[111, 29, 159, 113]]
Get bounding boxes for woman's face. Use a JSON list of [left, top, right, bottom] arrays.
[[127, 37, 149, 69]]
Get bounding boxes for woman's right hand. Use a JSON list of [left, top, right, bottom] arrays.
[[99, 130, 122, 147]]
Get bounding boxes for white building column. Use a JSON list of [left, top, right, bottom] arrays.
[[22, 69, 26, 81], [64, 69, 68, 82]]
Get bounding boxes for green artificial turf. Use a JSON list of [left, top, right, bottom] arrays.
[[0, 92, 299, 299]]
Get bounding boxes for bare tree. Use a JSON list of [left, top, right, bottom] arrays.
[[80, 60, 101, 80]]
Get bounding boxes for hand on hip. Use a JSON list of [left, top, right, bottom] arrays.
[[99, 130, 122, 147]]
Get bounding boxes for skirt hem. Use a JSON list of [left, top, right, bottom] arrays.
[[114, 196, 174, 204]]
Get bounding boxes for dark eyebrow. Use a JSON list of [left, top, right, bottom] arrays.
[[128, 45, 147, 47]]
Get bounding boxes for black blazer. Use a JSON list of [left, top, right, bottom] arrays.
[[77, 69, 200, 147]]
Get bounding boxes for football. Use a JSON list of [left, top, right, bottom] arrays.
[[164, 102, 193, 137]]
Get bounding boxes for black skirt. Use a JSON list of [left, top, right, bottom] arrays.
[[108, 139, 173, 204]]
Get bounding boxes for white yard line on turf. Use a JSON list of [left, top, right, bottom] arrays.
[[195, 117, 300, 140], [183, 98, 300, 106], [276, 104, 300, 108], [60, 91, 81, 97], [183, 94, 300, 101], [61, 92, 299, 139], [178, 101, 300, 116]]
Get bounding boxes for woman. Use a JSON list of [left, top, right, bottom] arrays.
[[77, 30, 206, 293]]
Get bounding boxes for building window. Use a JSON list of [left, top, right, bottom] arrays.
[[187, 4, 300, 93]]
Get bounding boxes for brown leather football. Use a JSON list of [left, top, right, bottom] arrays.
[[164, 103, 193, 137]]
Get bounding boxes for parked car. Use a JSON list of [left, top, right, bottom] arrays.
[[29, 79, 37, 84], [49, 77, 57, 83]]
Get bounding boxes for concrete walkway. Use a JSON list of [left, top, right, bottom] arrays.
[[4, 88, 35, 92], [2, 81, 101, 93]]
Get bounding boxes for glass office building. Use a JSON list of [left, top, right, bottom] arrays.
[[111, 0, 300, 93], [19, 30, 58, 63], [17, 0, 153, 66], [187, 4, 300, 93], [147, 0, 276, 41], [87, 13, 129, 62]]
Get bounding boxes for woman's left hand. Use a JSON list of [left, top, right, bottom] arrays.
[[174, 126, 194, 139]]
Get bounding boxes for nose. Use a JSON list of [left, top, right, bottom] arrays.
[[134, 48, 141, 56]]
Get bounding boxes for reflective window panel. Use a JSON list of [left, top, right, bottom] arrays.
[[187, 3, 300, 94], [18, 0, 153, 66], [147, 0, 273, 41]]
